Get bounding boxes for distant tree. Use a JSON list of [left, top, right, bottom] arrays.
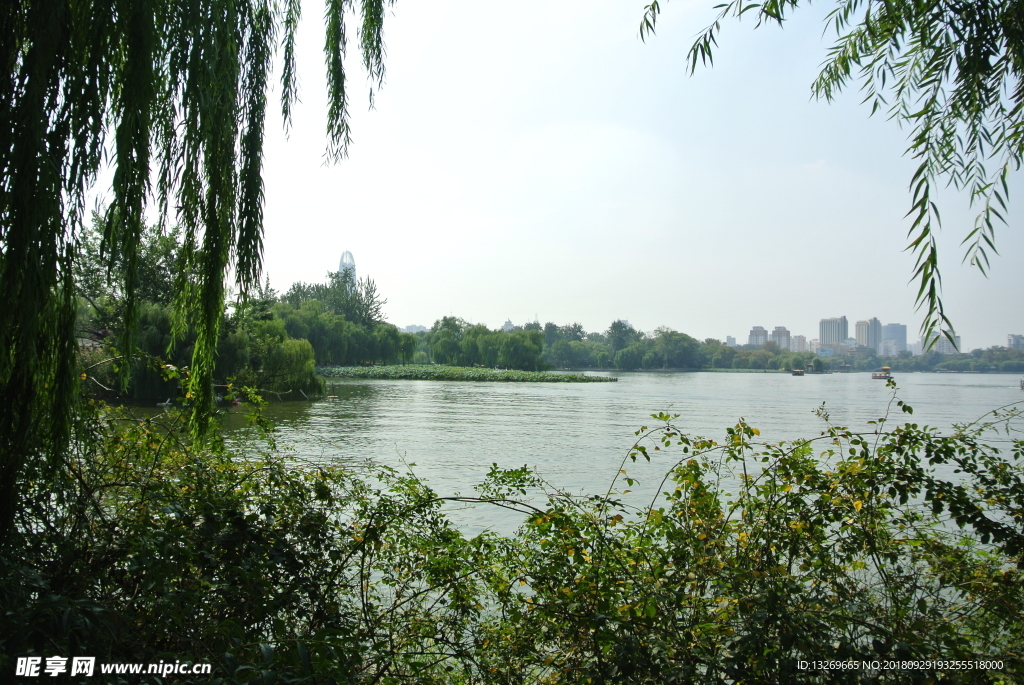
[[550, 340, 573, 368], [543, 322, 562, 349], [374, 324, 401, 365], [607, 320, 642, 353], [430, 330, 461, 365], [615, 343, 646, 370], [398, 333, 419, 365], [559, 322, 586, 342], [282, 269, 386, 328], [498, 330, 546, 371]]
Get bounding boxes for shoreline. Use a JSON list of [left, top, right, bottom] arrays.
[[318, 365, 617, 382]]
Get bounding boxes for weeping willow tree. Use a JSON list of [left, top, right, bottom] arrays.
[[641, 0, 1024, 348], [0, 0, 391, 538]]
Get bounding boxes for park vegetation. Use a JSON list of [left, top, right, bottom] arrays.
[[72, 217, 1024, 405], [418, 318, 1024, 374], [4, 391, 1022, 683], [5, 0, 1024, 680], [319, 365, 615, 382]]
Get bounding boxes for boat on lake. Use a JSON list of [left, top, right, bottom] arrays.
[[872, 366, 892, 380], [791, 369, 805, 376]]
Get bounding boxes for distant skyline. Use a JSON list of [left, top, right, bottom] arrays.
[[256, 0, 1023, 351]]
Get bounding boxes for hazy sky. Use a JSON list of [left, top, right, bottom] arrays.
[[259, 0, 1024, 350]]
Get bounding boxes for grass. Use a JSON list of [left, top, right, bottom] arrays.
[[318, 365, 617, 382]]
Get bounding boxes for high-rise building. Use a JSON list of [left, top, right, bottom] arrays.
[[770, 326, 791, 351], [726, 336, 737, 348], [879, 339, 901, 357], [1009, 334, 1024, 351], [790, 335, 807, 352], [881, 323, 907, 353], [923, 333, 962, 355], [748, 326, 768, 348], [339, 250, 356, 279], [855, 318, 882, 351], [819, 316, 848, 345]]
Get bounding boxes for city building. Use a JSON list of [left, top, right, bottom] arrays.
[[881, 323, 907, 353], [501, 319, 515, 333], [809, 338, 820, 354], [879, 339, 901, 357], [790, 335, 807, 353], [338, 250, 355, 279], [401, 325, 427, 334], [819, 316, 848, 345], [855, 318, 882, 351], [1009, 334, 1024, 351], [770, 326, 791, 351], [922, 333, 962, 355], [726, 336, 737, 348], [748, 326, 768, 348], [818, 345, 844, 358]]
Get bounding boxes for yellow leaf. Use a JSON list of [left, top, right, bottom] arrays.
[[853, 500, 863, 512]]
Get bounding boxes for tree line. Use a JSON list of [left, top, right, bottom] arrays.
[[75, 218, 416, 400], [77, 218, 1024, 404], [415, 319, 1024, 373]]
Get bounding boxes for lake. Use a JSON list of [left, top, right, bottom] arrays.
[[221, 371, 1023, 534]]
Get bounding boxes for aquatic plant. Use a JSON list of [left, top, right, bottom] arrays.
[[318, 365, 617, 382]]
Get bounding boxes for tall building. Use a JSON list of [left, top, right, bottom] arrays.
[[819, 316, 848, 345], [339, 250, 356, 279], [790, 335, 807, 352], [923, 333, 962, 355], [1009, 334, 1024, 351], [855, 318, 882, 351], [748, 326, 768, 348], [770, 326, 791, 351], [726, 336, 737, 348], [881, 323, 907, 353], [879, 339, 901, 357]]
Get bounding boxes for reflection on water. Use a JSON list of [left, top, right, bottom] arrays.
[[215, 372, 1022, 535]]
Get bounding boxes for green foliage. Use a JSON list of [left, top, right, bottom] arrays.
[[281, 268, 386, 328], [0, 0, 394, 537], [4, 394, 1022, 683], [640, 0, 1024, 349], [607, 319, 644, 354], [319, 365, 616, 382], [419, 319, 551, 371], [487, 404, 1024, 682], [1, 404, 496, 684]]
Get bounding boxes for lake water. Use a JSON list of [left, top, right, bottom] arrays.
[[222, 371, 1023, 534]]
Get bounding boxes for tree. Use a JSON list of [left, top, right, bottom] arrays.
[[606, 319, 642, 353], [558, 322, 586, 342], [282, 269, 387, 328], [0, 0, 392, 538], [398, 333, 418, 365], [641, 0, 1024, 347]]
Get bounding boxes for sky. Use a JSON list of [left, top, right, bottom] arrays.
[[258, 0, 1024, 350]]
